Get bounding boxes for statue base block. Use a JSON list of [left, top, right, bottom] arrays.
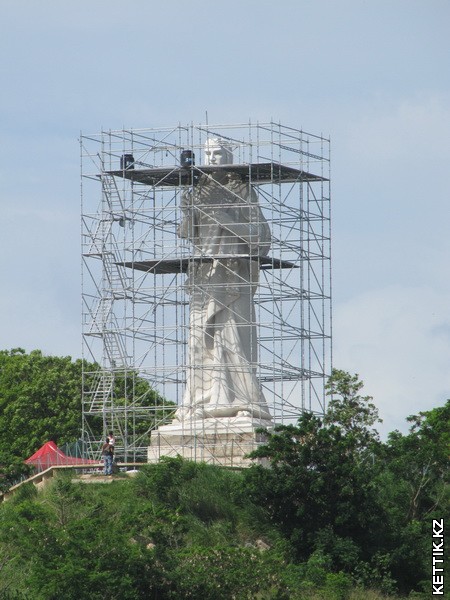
[[147, 416, 273, 468]]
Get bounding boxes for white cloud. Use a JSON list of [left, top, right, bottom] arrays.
[[338, 92, 450, 166], [333, 284, 450, 437]]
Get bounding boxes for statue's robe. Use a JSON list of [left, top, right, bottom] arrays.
[[176, 172, 271, 420]]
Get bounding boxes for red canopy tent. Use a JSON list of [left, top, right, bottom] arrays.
[[25, 441, 98, 472]]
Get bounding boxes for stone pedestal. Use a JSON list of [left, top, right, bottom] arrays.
[[147, 416, 273, 468]]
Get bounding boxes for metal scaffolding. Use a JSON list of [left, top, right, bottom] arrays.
[[80, 122, 332, 462]]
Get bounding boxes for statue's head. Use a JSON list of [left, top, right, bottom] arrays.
[[204, 137, 233, 165]]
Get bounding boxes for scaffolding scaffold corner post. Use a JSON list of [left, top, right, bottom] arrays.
[[80, 122, 332, 466]]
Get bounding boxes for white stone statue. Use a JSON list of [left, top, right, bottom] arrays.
[[175, 138, 272, 422]]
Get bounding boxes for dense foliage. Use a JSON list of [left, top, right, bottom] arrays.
[[0, 356, 448, 598], [246, 370, 450, 596], [0, 461, 381, 600], [0, 349, 85, 484]]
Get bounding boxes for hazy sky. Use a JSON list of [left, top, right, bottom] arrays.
[[1, 0, 449, 436]]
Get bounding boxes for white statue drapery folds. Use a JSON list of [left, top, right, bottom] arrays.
[[175, 139, 272, 422]]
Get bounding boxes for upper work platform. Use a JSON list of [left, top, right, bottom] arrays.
[[107, 162, 327, 187]]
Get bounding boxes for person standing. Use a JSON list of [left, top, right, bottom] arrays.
[[102, 439, 113, 475]]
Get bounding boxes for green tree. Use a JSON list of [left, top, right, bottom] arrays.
[[382, 402, 449, 522], [245, 416, 385, 566], [0, 349, 84, 458], [375, 401, 450, 593], [324, 369, 382, 452]]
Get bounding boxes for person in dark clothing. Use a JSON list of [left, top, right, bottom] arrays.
[[102, 439, 113, 475]]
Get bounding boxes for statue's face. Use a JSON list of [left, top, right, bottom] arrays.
[[204, 138, 233, 165], [205, 145, 225, 165]]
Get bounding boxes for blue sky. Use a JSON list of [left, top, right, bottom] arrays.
[[1, 0, 449, 436]]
